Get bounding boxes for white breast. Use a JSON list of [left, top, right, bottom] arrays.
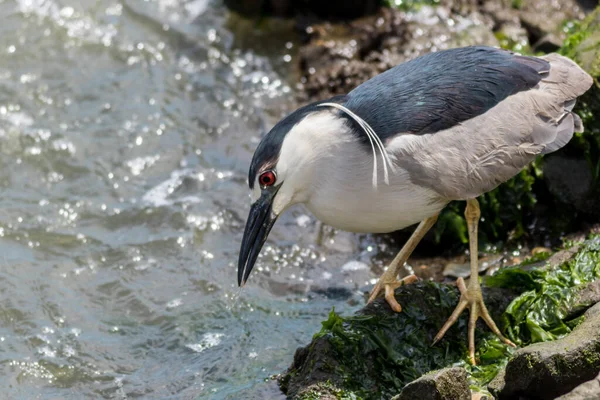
[[271, 110, 446, 232], [304, 141, 447, 233]]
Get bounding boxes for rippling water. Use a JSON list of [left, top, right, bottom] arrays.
[[0, 0, 394, 398]]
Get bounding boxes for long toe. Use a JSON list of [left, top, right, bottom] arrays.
[[433, 277, 468, 345], [478, 299, 517, 348], [433, 278, 515, 365], [367, 281, 383, 304], [466, 296, 516, 364], [368, 274, 419, 313], [385, 284, 403, 312]]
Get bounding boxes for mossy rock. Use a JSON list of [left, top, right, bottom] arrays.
[[488, 303, 600, 399], [392, 367, 471, 400], [280, 235, 600, 399], [555, 371, 600, 400], [282, 281, 516, 399], [549, 6, 600, 217]]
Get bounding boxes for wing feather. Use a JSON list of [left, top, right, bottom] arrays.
[[343, 46, 549, 145]]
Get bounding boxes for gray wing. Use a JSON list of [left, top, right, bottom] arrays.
[[343, 46, 550, 146], [388, 53, 593, 200], [533, 54, 589, 154]]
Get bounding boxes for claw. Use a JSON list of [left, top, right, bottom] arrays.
[[385, 284, 403, 312], [367, 281, 383, 304], [433, 277, 516, 365], [368, 274, 419, 313], [366, 215, 439, 309]]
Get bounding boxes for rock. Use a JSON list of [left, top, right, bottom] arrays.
[[543, 156, 598, 218], [486, 370, 506, 399], [224, 0, 380, 19], [296, 5, 503, 102], [297, 7, 411, 101], [282, 235, 600, 399], [480, 0, 519, 27], [488, 303, 600, 400], [555, 372, 600, 400], [494, 22, 530, 52], [401, 6, 499, 59], [532, 33, 564, 53], [546, 243, 582, 266], [443, 255, 502, 278], [574, 281, 600, 312], [392, 367, 470, 400], [280, 281, 518, 399], [290, 381, 357, 400], [480, 0, 586, 51], [520, 11, 565, 51]]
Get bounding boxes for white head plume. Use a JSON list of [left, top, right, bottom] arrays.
[[319, 102, 396, 188]]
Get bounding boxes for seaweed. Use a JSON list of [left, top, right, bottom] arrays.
[[487, 236, 600, 345], [383, 0, 440, 12], [306, 282, 470, 399], [284, 236, 600, 399], [297, 380, 360, 400]]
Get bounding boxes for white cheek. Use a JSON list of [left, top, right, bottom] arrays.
[[272, 187, 292, 215], [250, 185, 261, 203]]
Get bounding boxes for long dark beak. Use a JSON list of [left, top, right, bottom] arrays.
[[238, 190, 279, 286]]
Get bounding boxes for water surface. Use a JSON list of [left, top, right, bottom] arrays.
[[0, 1, 387, 398]]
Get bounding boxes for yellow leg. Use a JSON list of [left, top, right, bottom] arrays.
[[432, 199, 516, 365], [367, 214, 439, 312]]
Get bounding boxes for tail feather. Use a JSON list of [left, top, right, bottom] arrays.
[[536, 53, 593, 155], [540, 113, 576, 155], [573, 112, 584, 133]]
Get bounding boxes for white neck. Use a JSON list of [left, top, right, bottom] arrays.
[[272, 110, 352, 214], [272, 110, 447, 232]]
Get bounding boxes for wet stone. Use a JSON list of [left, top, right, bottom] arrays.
[[555, 371, 600, 400], [392, 367, 470, 400], [297, 5, 501, 102], [482, 0, 586, 49], [544, 156, 598, 218], [297, 7, 411, 101], [224, 0, 379, 19], [280, 281, 518, 399], [488, 303, 600, 400], [442, 255, 502, 278]]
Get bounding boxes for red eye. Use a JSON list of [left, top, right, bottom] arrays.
[[259, 171, 276, 187]]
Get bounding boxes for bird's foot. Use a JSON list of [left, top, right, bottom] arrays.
[[367, 274, 419, 312], [432, 277, 516, 365]]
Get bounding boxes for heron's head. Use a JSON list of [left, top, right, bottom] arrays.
[[237, 100, 349, 286]]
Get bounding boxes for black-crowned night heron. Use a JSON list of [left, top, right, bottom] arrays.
[[238, 46, 593, 364]]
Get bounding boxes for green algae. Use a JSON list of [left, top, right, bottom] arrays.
[[297, 380, 360, 400], [305, 282, 472, 399], [284, 236, 600, 399], [383, 0, 440, 12], [487, 236, 600, 345], [469, 235, 600, 392]]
